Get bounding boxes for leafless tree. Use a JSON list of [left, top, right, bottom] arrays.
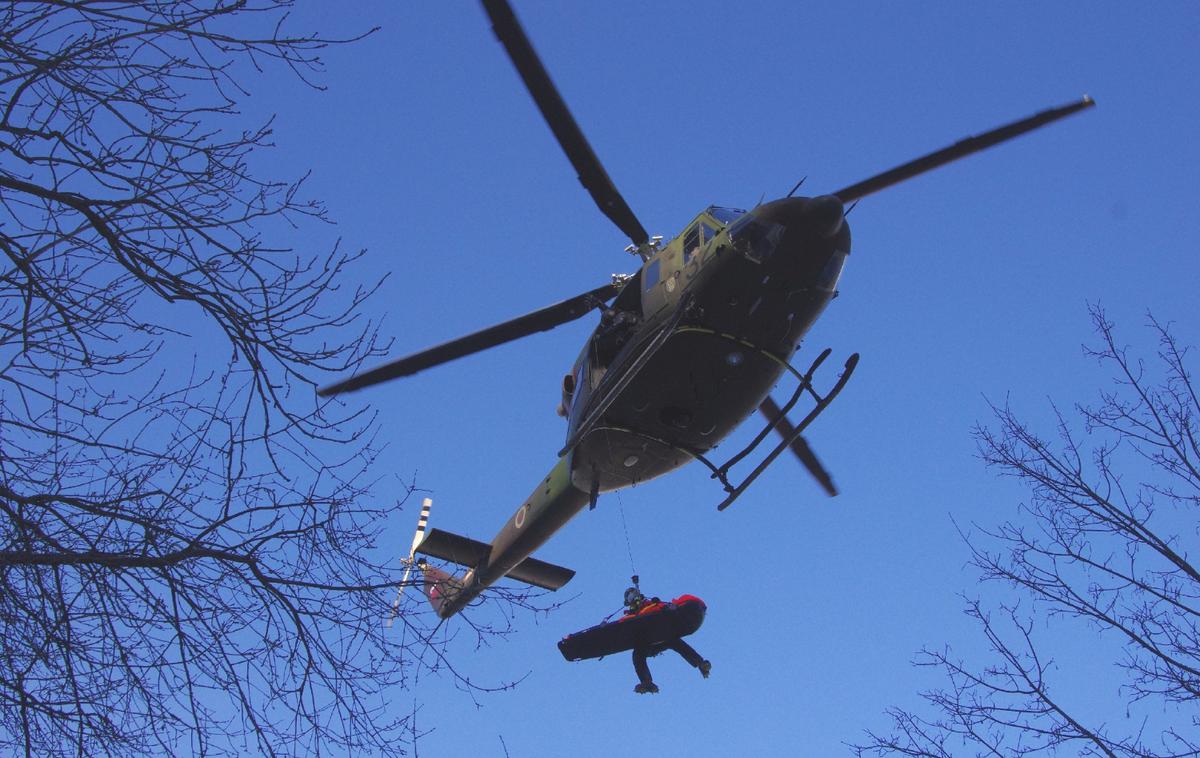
[[854, 306, 1200, 758], [0, 3, 526, 756]]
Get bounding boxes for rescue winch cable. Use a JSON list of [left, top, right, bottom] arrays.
[[615, 489, 637, 579]]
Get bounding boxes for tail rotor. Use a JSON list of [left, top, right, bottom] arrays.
[[386, 497, 433, 627]]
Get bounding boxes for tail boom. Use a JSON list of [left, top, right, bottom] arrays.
[[416, 454, 588, 618]]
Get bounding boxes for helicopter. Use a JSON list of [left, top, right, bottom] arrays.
[[319, 0, 1093, 620]]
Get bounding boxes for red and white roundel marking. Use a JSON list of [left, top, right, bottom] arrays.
[[514, 503, 530, 529]]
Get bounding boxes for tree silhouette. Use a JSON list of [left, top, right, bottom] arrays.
[[854, 306, 1199, 757], [0, 3, 515, 755]]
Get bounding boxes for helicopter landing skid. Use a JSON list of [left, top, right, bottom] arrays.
[[583, 344, 858, 511], [707, 348, 858, 511]]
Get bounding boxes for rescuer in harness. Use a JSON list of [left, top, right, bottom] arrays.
[[623, 586, 712, 694]]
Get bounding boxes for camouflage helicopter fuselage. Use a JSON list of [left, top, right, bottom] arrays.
[[321, 0, 1091, 621], [444, 196, 849, 618]]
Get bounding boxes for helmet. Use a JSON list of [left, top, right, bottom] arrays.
[[623, 587, 642, 607]]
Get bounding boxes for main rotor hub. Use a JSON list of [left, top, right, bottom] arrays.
[[624, 235, 663, 261]]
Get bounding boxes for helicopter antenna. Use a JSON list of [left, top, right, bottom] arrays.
[[786, 176, 808, 198], [844, 199, 860, 217], [386, 496, 434, 627]]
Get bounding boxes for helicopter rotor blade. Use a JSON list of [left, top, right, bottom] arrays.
[[319, 282, 620, 396], [833, 95, 1095, 204], [387, 497, 434, 628], [759, 396, 838, 497], [481, 0, 649, 247]]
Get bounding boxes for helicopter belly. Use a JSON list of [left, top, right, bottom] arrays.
[[569, 295, 828, 494]]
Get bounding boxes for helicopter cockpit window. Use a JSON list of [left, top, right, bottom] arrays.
[[707, 206, 746, 226], [700, 222, 720, 245], [728, 215, 785, 263]]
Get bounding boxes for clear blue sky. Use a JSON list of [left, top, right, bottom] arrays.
[[243, 2, 1197, 754]]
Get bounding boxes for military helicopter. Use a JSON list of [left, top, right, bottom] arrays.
[[320, 0, 1093, 619]]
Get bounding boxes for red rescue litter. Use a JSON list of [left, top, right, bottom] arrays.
[[558, 595, 707, 661]]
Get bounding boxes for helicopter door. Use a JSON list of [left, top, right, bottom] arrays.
[[584, 271, 644, 392]]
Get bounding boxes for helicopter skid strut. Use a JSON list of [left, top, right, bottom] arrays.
[[586, 340, 858, 511], [712, 349, 858, 510]]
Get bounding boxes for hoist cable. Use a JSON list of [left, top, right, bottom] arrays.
[[615, 489, 637, 577]]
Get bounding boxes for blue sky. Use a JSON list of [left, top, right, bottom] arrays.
[[244, 2, 1197, 754]]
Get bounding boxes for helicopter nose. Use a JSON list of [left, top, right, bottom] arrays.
[[805, 194, 845, 238]]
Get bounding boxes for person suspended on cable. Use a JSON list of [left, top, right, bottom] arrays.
[[621, 585, 712, 695], [556, 577, 711, 693], [623, 586, 653, 614]]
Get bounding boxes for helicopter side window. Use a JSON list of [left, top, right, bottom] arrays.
[[682, 224, 701, 263], [556, 371, 576, 417], [643, 259, 661, 290], [701, 222, 719, 245]]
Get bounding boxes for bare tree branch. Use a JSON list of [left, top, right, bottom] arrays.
[[0, 4, 542, 756], [854, 307, 1200, 757]]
